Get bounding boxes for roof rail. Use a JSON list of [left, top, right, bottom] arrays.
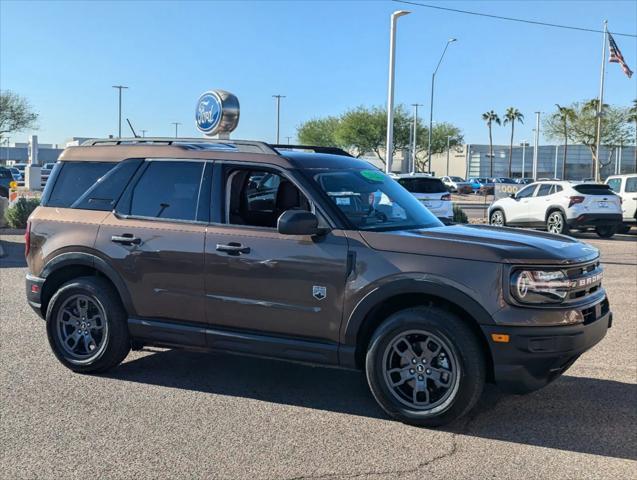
[[81, 137, 278, 155], [271, 144, 354, 158]]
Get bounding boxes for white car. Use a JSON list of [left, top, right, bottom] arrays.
[[393, 174, 453, 221], [605, 174, 637, 233], [488, 181, 622, 237], [441, 176, 472, 193]]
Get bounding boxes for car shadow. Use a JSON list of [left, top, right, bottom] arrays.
[[0, 238, 26, 268], [108, 348, 636, 461]]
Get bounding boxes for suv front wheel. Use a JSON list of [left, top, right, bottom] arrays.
[[489, 210, 506, 227], [46, 276, 130, 373], [365, 307, 485, 427]]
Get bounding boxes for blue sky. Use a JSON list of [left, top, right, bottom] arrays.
[[1, 0, 636, 146]]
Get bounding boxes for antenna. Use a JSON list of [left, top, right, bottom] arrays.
[[126, 118, 139, 138]]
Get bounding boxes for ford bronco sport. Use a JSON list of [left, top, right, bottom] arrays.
[[25, 138, 612, 426]]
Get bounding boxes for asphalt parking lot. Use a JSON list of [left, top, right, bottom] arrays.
[[1, 230, 635, 480]]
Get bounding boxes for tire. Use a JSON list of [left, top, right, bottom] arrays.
[[489, 209, 506, 227], [365, 306, 486, 427], [546, 210, 569, 235], [595, 225, 617, 238], [46, 276, 130, 373]]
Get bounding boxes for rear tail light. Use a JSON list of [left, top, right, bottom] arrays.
[[568, 196, 585, 208], [25, 221, 31, 257], [441, 193, 451, 201]]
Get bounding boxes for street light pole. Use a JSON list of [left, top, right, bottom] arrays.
[[427, 38, 456, 173], [112, 85, 129, 138], [532, 112, 541, 180], [272, 95, 286, 144], [171, 122, 182, 138], [385, 10, 411, 174], [141, 130, 147, 138], [520, 141, 528, 178], [410, 103, 423, 174]]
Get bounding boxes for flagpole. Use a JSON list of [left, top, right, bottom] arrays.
[[594, 20, 608, 183]]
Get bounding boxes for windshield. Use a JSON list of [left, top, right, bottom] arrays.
[[311, 169, 443, 232], [397, 177, 447, 194]]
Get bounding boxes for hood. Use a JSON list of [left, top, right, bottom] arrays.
[[359, 224, 599, 265]]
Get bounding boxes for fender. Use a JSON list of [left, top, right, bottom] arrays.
[[342, 276, 494, 348], [545, 205, 567, 221], [40, 251, 136, 315]]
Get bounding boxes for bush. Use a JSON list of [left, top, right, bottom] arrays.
[[453, 204, 468, 224], [4, 197, 40, 228]]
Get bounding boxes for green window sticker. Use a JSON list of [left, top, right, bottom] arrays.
[[359, 169, 385, 183]]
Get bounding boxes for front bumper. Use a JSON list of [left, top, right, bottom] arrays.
[[25, 273, 45, 318], [482, 300, 611, 393], [567, 213, 622, 228]]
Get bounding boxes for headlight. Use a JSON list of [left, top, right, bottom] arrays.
[[510, 269, 570, 304]]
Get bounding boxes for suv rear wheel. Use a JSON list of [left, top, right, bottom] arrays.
[[46, 276, 130, 373], [365, 307, 485, 427], [546, 210, 569, 235], [595, 225, 617, 238]]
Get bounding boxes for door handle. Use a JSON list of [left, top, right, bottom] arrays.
[[111, 234, 142, 246], [216, 242, 250, 255]]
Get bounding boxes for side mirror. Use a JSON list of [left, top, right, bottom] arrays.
[[509, 193, 516, 199], [277, 210, 320, 236]]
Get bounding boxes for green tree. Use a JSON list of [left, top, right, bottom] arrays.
[[629, 99, 637, 170], [414, 123, 463, 172], [296, 116, 341, 147], [481, 111, 501, 177], [544, 100, 632, 178], [0, 90, 38, 141], [549, 104, 576, 179], [503, 107, 524, 177]]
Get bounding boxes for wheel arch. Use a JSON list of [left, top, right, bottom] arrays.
[[341, 280, 494, 381], [40, 252, 134, 318], [545, 205, 567, 222]]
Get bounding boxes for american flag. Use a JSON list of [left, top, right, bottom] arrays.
[[608, 32, 633, 78]]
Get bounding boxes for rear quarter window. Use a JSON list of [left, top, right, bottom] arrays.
[[573, 184, 614, 195], [625, 177, 637, 193], [42, 162, 116, 208]]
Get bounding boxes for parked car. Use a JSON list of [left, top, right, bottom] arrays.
[[26, 138, 612, 427], [515, 178, 534, 185], [0, 166, 16, 197], [441, 176, 472, 194], [605, 174, 637, 233], [9, 167, 23, 182], [466, 177, 483, 192], [468, 177, 494, 195], [489, 180, 622, 237], [490, 177, 517, 185], [13, 163, 28, 174], [393, 174, 453, 221]]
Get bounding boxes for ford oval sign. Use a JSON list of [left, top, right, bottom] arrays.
[[195, 90, 240, 137], [196, 92, 222, 134]]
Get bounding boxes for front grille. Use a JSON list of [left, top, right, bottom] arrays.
[[580, 297, 609, 325], [565, 261, 603, 302]]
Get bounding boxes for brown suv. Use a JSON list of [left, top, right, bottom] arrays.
[[25, 138, 612, 426]]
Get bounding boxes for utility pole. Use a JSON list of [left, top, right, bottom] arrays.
[[285, 136, 292, 145], [520, 141, 528, 179], [385, 10, 411, 174], [446, 135, 452, 176], [410, 103, 423, 174], [141, 130, 147, 138], [112, 85, 129, 138], [171, 122, 182, 138], [272, 95, 286, 144]]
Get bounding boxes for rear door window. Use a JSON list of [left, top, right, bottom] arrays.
[[43, 162, 116, 207], [626, 177, 637, 193], [128, 161, 205, 222]]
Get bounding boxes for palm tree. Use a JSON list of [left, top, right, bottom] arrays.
[[503, 107, 524, 177], [482, 111, 501, 177], [554, 104, 576, 179]]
